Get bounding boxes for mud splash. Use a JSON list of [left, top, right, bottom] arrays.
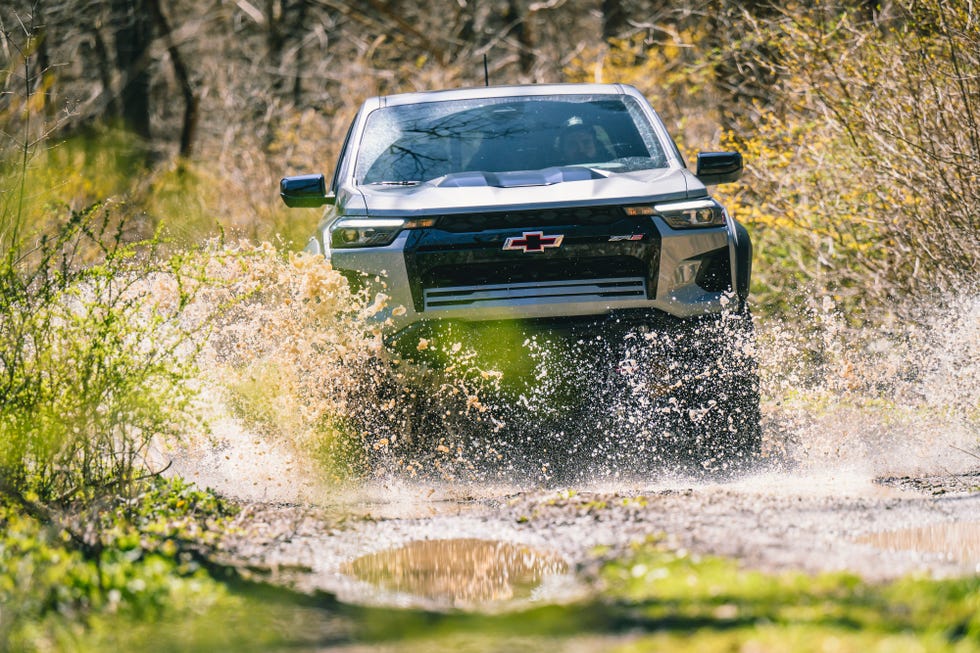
[[758, 296, 980, 477], [164, 243, 978, 496]]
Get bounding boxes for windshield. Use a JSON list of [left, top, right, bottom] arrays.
[[354, 94, 669, 185]]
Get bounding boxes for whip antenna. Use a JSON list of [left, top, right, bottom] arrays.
[[483, 54, 489, 86]]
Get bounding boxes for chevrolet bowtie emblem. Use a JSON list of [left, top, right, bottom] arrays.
[[502, 231, 564, 253]]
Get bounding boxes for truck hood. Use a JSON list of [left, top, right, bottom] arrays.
[[353, 166, 704, 217]]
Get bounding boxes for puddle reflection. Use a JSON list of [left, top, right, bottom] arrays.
[[858, 521, 980, 568], [343, 538, 568, 606]]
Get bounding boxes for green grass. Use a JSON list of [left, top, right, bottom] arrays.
[[8, 532, 977, 652], [591, 540, 980, 652]]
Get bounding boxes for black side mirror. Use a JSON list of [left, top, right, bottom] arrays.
[[696, 151, 743, 185], [280, 174, 334, 207]]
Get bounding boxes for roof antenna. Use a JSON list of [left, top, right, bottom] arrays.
[[483, 54, 490, 87]]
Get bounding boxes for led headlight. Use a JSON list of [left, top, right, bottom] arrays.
[[654, 199, 726, 229], [329, 218, 435, 249]]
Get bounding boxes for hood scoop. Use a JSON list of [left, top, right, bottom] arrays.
[[437, 166, 604, 189]]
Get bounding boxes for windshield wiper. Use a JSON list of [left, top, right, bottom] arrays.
[[366, 180, 420, 186]]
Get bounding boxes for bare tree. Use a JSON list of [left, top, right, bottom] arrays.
[[146, 0, 196, 158], [110, 0, 152, 142]]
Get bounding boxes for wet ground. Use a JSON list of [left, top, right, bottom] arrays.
[[185, 448, 980, 612], [172, 310, 980, 613], [172, 297, 980, 613]]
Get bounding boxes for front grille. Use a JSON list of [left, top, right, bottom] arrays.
[[403, 217, 662, 313], [435, 206, 625, 232], [421, 256, 645, 288], [424, 277, 647, 310]]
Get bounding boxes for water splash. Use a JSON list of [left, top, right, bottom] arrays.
[[757, 295, 980, 476], [162, 244, 978, 495]]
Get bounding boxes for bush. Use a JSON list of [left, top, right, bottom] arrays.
[[0, 202, 204, 509], [0, 478, 235, 651], [716, 0, 980, 317]]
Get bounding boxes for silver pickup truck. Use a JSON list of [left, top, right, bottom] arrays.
[[280, 83, 760, 473]]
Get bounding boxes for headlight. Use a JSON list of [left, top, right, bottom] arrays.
[[329, 217, 435, 249], [654, 199, 726, 229]]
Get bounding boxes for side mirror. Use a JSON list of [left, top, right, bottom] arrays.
[[696, 151, 743, 185], [280, 174, 335, 207]]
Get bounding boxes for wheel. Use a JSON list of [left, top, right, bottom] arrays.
[[675, 310, 761, 475]]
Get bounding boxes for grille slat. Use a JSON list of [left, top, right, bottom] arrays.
[[423, 277, 646, 309], [421, 256, 646, 288]]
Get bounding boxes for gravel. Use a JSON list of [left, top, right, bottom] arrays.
[[214, 464, 980, 610]]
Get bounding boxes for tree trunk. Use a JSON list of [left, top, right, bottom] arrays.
[[146, 0, 197, 159], [90, 25, 119, 120], [266, 0, 286, 95], [111, 0, 153, 143], [505, 0, 534, 76], [601, 0, 627, 41], [291, 0, 307, 104]]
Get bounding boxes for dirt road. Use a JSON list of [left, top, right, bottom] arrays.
[[165, 293, 980, 611], [173, 418, 980, 611]]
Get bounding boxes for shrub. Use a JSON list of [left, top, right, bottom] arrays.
[[717, 1, 980, 317], [0, 202, 203, 509], [0, 477, 235, 650]]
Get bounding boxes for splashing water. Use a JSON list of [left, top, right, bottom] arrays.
[[757, 296, 980, 476], [161, 243, 979, 497]]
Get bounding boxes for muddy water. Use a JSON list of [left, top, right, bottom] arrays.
[[172, 255, 980, 608], [857, 521, 980, 571], [343, 538, 568, 607], [112, 249, 980, 653]]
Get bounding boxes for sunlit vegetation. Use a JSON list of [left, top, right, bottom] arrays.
[[1, 0, 979, 649], [715, 2, 980, 317], [0, 479, 236, 650], [589, 539, 980, 653], [0, 194, 233, 646], [0, 205, 199, 505], [22, 538, 980, 652]]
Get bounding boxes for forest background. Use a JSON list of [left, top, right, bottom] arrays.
[[3, 0, 978, 317], [1, 0, 979, 649]]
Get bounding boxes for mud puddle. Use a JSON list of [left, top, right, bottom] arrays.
[[187, 290, 980, 606], [343, 538, 569, 608], [857, 521, 980, 572]]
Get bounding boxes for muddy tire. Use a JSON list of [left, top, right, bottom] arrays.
[[379, 311, 762, 481], [674, 310, 761, 475]]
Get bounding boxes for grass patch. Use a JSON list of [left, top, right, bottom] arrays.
[[590, 539, 980, 652], [0, 478, 238, 652], [14, 537, 978, 652]]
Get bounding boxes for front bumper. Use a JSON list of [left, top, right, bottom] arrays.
[[329, 215, 736, 338]]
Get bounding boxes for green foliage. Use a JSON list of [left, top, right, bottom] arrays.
[[52, 536, 980, 652], [0, 478, 235, 652], [594, 539, 980, 652], [0, 127, 311, 252], [0, 202, 204, 507]]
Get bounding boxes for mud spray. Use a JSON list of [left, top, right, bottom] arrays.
[[163, 243, 979, 503]]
